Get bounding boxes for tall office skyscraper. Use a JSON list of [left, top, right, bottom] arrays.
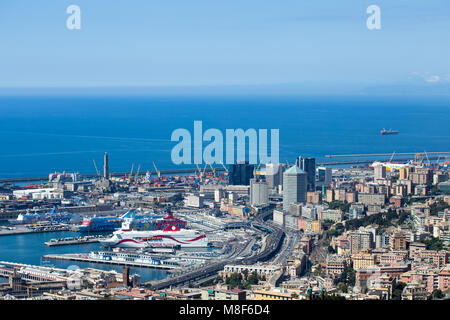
[[282, 166, 307, 211], [317, 166, 332, 187], [250, 178, 269, 206], [230, 161, 254, 185], [296, 156, 316, 191], [265, 163, 284, 190]]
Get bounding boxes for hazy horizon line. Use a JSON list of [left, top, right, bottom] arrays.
[[0, 82, 449, 97]]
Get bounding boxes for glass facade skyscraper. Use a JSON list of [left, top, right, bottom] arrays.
[[230, 161, 254, 185], [296, 156, 316, 192], [282, 165, 307, 212]]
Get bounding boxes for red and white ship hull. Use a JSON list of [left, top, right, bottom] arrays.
[[100, 225, 209, 248]]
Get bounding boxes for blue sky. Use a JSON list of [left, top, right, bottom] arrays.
[[0, 0, 449, 93]]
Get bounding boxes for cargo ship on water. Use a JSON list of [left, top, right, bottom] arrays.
[[380, 128, 399, 135], [100, 225, 209, 248]]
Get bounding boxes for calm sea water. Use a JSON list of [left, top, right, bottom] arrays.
[[0, 94, 449, 178]]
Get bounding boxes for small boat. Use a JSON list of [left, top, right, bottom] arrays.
[[380, 128, 399, 135]]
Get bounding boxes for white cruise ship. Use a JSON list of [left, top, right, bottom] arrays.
[[100, 225, 209, 248]]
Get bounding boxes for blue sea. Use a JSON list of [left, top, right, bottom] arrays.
[[0, 94, 449, 178], [0, 231, 168, 282]]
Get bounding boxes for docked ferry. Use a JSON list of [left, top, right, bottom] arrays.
[[9, 207, 82, 225], [100, 225, 209, 248], [77, 216, 123, 233], [121, 209, 187, 231]]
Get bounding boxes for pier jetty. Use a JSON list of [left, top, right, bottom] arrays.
[[43, 253, 178, 270]]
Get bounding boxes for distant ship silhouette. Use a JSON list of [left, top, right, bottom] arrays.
[[380, 128, 399, 135]]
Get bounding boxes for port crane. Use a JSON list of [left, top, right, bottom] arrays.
[[414, 152, 426, 165], [134, 163, 141, 183], [326, 151, 450, 158], [207, 161, 216, 177], [152, 161, 161, 178], [202, 163, 208, 178], [219, 161, 229, 174], [389, 151, 396, 162], [254, 157, 265, 176], [194, 161, 203, 182], [128, 163, 134, 182], [92, 159, 100, 177]]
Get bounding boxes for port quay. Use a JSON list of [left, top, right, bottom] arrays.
[[2, 152, 450, 184], [0, 152, 450, 183]]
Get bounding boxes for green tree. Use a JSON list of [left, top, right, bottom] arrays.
[[327, 200, 351, 213], [347, 268, 356, 287], [311, 293, 346, 300], [314, 265, 323, 276], [430, 289, 444, 300], [225, 273, 243, 288], [421, 237, 445, 251], [337, 282, 348, 293], [338, 266, 356, 287], [430, 200, 449, 215], [391, 282, 406, 300], [246, 272, 259, 285], [344, 209, 408, 231], [327, 222, 345, 238]]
